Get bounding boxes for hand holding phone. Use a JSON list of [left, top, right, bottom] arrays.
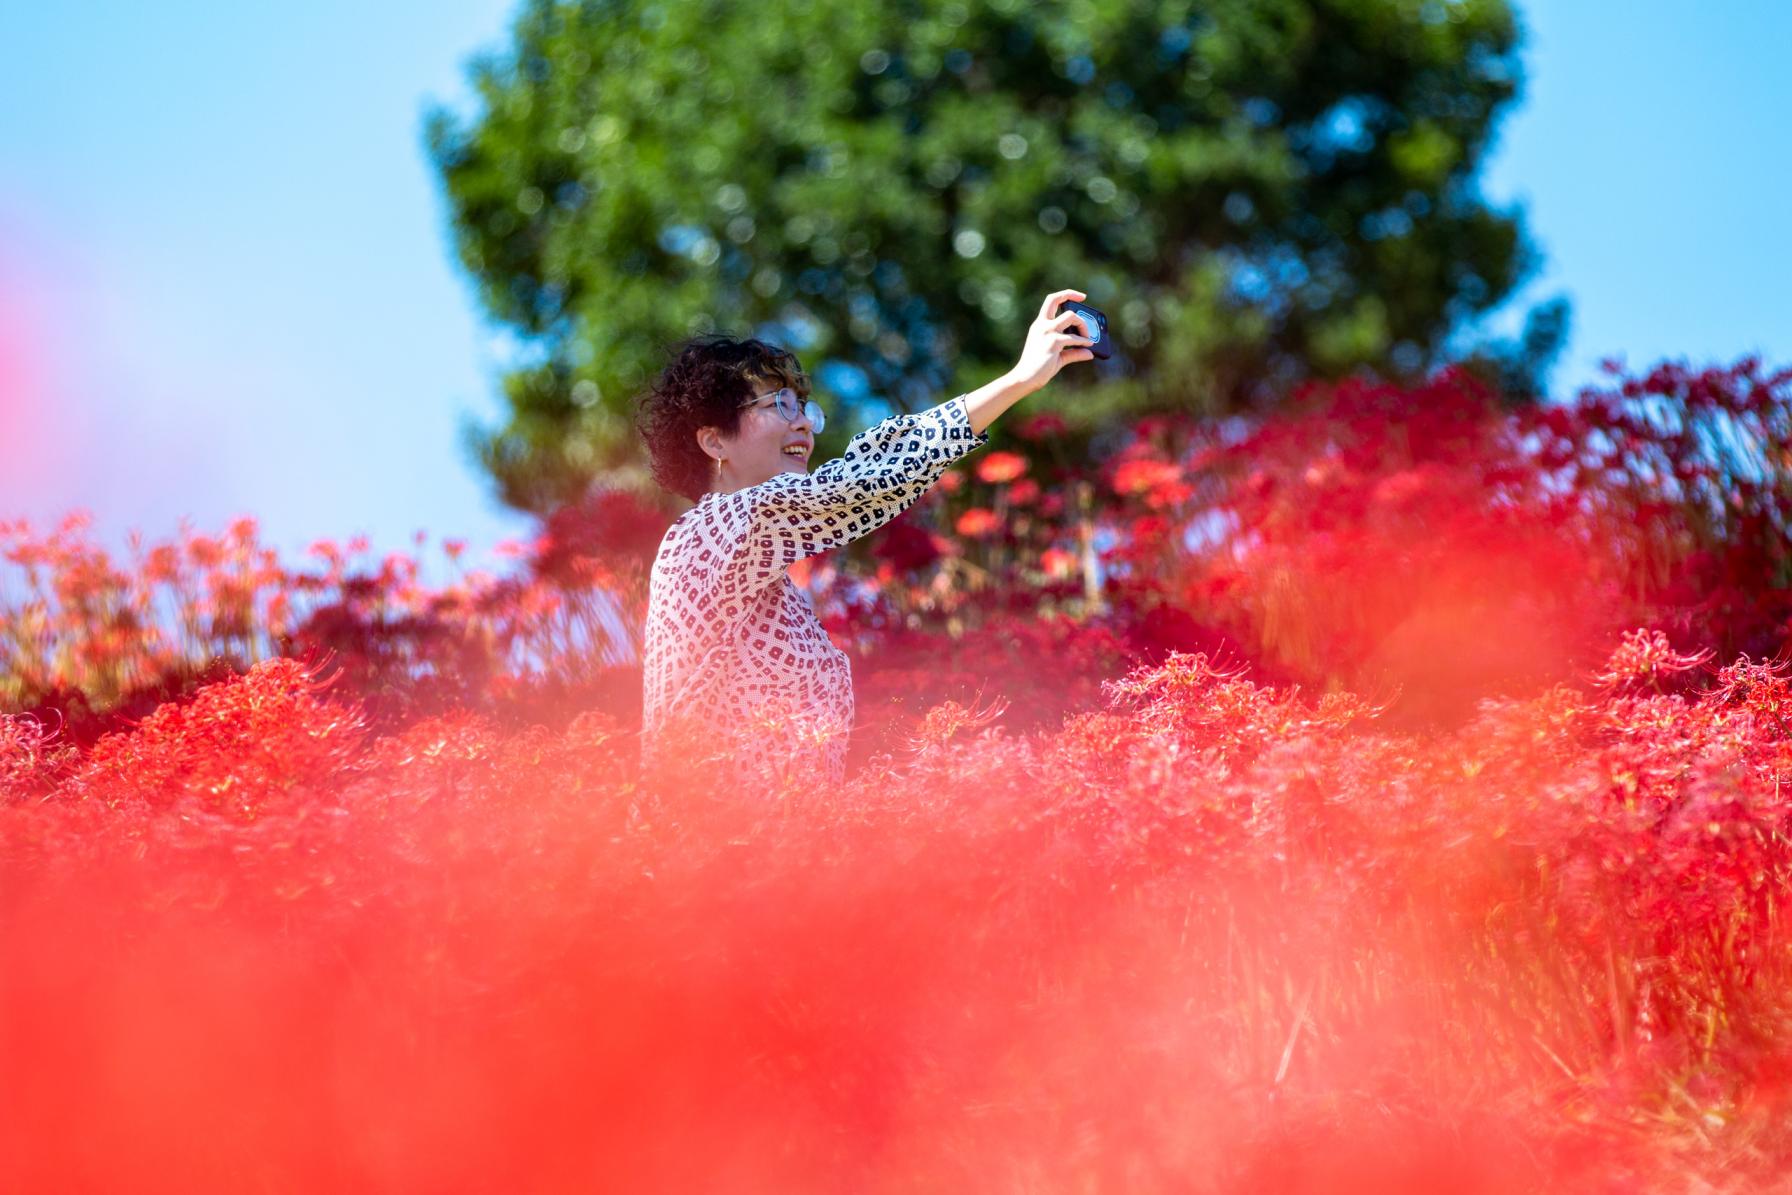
[[1009, 289, 1108, 395]]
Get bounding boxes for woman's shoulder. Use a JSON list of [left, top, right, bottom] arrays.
[[657, 490, 754, 557]]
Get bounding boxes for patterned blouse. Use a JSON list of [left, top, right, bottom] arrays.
[[640, 393, 991, 784]]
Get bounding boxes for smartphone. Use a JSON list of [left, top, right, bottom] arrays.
[[1060, 299, 1113, 359]]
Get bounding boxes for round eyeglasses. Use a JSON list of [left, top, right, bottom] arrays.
[[741, 386, 826, 434]]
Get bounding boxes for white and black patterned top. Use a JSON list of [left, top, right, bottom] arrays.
[[640, 393, 990, 783]]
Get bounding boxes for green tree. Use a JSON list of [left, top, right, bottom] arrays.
[[425, 0, 1562, 514]]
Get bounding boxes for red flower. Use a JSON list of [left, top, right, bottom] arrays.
[[871, 515, 945, 573], [1111, 458, 1182, 498], [1015, 411, 1069, 441], [955, 507, 1002, 539], [1591, 628, 1715, 692], [975, 451, 1030, 484], [532, 487, 668, 584], [1040, 547, 1078, 579]]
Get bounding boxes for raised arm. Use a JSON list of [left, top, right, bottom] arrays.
[[702, 287, 1097, 610], [741, 391, 989, 568], [740, 283, 1098, 554], [962, 287, 1097, 435]]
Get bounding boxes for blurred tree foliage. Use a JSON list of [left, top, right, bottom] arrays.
[[425, 0, 1564, 514]]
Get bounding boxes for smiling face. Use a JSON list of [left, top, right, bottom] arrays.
[[696, 372, 817, 494]]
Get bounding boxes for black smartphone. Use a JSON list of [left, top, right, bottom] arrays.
[[1060, 299, 1113, 359]]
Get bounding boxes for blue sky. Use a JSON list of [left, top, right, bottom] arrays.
[[0, 1, 1786, 581]]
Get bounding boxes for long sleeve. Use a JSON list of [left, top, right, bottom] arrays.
[[701, 392, 990, 619], [640, 391, 990, 781]]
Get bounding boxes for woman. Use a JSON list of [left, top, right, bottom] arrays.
[[634, 288, 1097, 784]]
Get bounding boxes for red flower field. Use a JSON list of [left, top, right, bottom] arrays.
[[5, 357, 1792, 1192]]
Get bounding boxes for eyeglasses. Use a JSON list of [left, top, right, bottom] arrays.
[[741, 386, 826, 434]]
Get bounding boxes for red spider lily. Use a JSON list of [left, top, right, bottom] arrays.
[[4, 621, 1792, 1189], [905, 691, 1010, 750], [974, 450, 1030, 484], [954, 507, 1001, 539], [870, 512, 947, 575], [1040, 547, 1077, 580], [1014, 410, 1070, 440], [529, 486, 667, 587], [1590, 628, 1717, 693], [1109, 457, 1191, 509], [67, 656, 366, 819], [1110, 456, 1179, 497]]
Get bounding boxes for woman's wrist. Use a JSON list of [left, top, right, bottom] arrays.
[[961, 369, 1036, 438]]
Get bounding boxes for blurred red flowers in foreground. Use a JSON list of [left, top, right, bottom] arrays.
[[7, 644, 1792, 1191]]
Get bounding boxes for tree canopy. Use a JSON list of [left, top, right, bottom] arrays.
[[425, 0, 1564, 514]]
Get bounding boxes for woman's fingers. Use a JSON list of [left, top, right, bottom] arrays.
[[1037, 288, 1087, 321], [1037, 309, 1085, 333], [1048, 311, 1094, 339]]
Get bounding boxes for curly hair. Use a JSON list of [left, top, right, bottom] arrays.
[[633, 334, 813, 503]]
